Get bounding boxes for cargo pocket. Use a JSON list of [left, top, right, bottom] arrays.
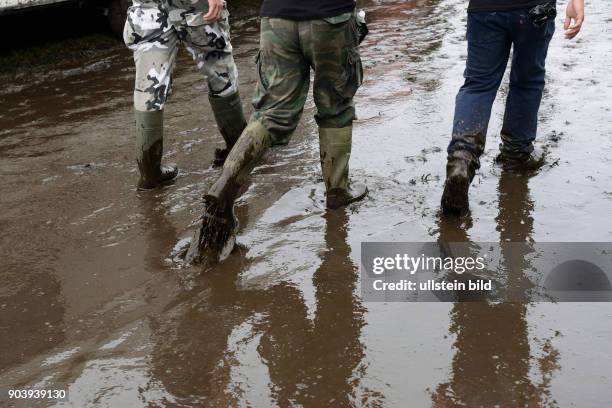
[[252, 49, 271, 109], [255, 50, 270, 91], [124, 5, 165, 48], [322, 12, 362, 47], [184, 7, 230, 49], [335, 47, 363, 99], [348, 14, 362, 47]]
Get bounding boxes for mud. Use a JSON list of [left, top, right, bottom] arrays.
[[1, 0, 612, 406]]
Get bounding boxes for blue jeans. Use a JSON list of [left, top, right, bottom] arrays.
[[448, 9, 555, 164]]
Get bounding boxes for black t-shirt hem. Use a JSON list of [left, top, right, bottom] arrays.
[[260, 4, 355, 21], [468, 0, 554, 12]]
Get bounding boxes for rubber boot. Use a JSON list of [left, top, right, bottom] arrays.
[[319, 127, 368, 210], [185, 121, 272, 263], [494, 144, 547, 173], [441, 151, 478, 215], [208, 91, 247, 167], [135, 110, 178, 190]]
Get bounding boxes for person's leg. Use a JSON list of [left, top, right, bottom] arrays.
[[442, 11, 512, 214], [186, 17, 310, 262], [498, 10, 555, 164], [182, 5, 247, 166], [307, 12, 367, 209], [208, 16, 310, 203], [124, 3, 179, 189], [449, 12, 512, 163]]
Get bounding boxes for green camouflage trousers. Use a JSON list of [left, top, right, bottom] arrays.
[[123, 0, 238, 111], [252, 12, 364, 145]]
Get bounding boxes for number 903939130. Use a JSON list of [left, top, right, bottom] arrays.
[[4, 389, 68, 401]]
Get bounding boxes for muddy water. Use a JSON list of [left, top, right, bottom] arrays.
[[1, 0, 612, 406]]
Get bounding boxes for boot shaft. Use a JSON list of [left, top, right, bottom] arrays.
[[207, 120, 272, 206], [134, 110, 178, 189], [208, 91, 247, 148], [319, 126, 352, 191], [135, 110, 165, 182], [135, 110, 164, 154]]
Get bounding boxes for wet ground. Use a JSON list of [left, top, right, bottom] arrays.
[[2, 0, 612, 406]]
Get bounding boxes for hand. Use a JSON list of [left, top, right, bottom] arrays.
[[204, 0, 223, 23], [564, 0, 584, 40]]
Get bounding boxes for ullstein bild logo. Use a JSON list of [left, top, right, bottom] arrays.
[[360, 242, 612, 302]]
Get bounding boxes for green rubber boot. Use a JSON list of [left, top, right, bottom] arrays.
[[319, 127, 368, 210], [186, 121, 272, 263], [208, 91, 248, 167], [135, 110, 178, 191]]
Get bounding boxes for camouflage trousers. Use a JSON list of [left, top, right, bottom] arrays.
[[123, 0, 238, 111], [252, 12, 364, 145]]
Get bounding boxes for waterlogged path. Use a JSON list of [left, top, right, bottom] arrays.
[[1, 0, 612, 406]]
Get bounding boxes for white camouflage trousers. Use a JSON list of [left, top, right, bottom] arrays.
[[123, 0, 239, 111]]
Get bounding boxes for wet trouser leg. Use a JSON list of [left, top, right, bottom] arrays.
[[251, 18, 311, 144], [182, 9, 247, 156], [124, 8, 180, 188], [500, 13, 555, 157], [307, 13, 362, 129], [306, 13, 367, 207], [181, 8, 239, 99], [448, 11, 511, 166], [124, 1, 180, 112], [307, 13, 360, 189], [443, 11, 511, 213], [206, 17, 309, 205]]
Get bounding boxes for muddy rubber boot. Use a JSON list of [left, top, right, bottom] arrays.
[[208, 91, 247, 167], [185, 121, 272, 263], [441, 152, 477, 215], [319, 127, 368, 210], [135, 110, 178, 191], [494, 145, 547, 173]]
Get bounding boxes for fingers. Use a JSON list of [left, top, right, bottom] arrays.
[[564, 16, 583, 40], [203, 6, 216, 23], [564, 16, 571, 30], [565, 27, 580, 39], [203, 0, 222, 23]]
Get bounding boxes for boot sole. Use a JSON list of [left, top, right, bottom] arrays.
[[441, 175, 469, 215]]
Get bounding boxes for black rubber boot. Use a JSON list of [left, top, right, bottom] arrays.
[[208, 91, 247, 167], [494, 146, 546, 173], [185, 121, 271, 264], [135, 110, 178, 191], [319, 127, 368, 210], [441, 154, 477, 215]]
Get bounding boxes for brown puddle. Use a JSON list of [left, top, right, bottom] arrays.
[[1, 0, 612, 406]]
